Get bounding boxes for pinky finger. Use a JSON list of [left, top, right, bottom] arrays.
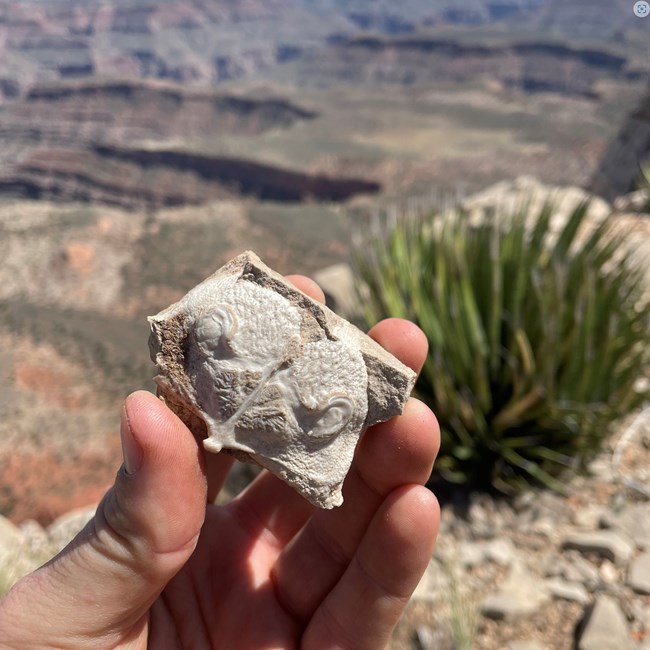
[[302, 485, 440, 650]]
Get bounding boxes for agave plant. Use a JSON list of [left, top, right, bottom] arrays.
[[354, 200, 650, 493]]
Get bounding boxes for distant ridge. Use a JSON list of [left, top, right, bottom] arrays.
[[590, 81, 650, 200]]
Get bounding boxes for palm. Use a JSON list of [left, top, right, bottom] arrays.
[[151, 503, 301, 648], [0, 308, 440, 650]]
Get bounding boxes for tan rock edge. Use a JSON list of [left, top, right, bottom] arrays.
[[148, 251, 417, 508]]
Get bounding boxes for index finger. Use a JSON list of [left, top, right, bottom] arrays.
[[285, 274, 326, 304], [367, 317, 429, 375]]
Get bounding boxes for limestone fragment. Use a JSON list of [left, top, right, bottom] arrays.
[[577, 595, 633, 650], [148, 251, 417, 509]]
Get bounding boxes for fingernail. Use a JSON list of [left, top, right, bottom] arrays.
[[120, 406, 144, 475]]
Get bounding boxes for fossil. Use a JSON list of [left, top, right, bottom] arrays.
[[148, 251, 416, 508]]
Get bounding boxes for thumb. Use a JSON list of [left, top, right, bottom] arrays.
[[1, 391, 207, 647]]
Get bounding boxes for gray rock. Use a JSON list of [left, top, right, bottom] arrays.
[[586, 458, 615, 482], [0, 514, 23, 554], [415, 626, 435, 650], [412, 557, 445, 602], [458, 538, 517, 568], [313, 263, 357, 317], [571, 558, 601, 591], [577, 595, 633, 650], [614, 190, 650, 214], [627, 552, 650, 595], [47, 504, 96, 553], [468, 496, 494, 539], [415, 626, 454, 650], [545, 555, 600, 591], [19, 519, 51, 558], [464, 177, 611, 230], [599, 560, 620, 585], [562, 531, 634, 566], [0, 515, 38, 593], [481, 560, 549, 621], [601, 503, 650, 551], [531, 490, 572, 523], [643, 427, 650, 450], [0, 514, 25, 581], [513, 491, 536, 513], [630, 600, 650, 628], [528, 517, 556, 538], [459, 541, 486, 568], [148, 251, 416, 509], [485, 538, 517, 566], [571, 505, 606, 530], [545, 578, 590, 605], [464, 493, 515, 538]]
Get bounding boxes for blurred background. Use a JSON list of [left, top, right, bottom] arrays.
[[1, 1, 650, 647]]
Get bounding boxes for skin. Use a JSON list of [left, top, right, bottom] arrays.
[[0, 275, 441, 650]]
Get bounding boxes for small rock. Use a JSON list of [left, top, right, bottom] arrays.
[[627, 552, 650, 595], [562, 531, 634, 566], [507, 642, 550, 650], [481, 560, 549, 621], [608, 490, 628, 513], [47, 504, 97, 553], [629, 600, 650, 628], [19, 519, 51, 559], [642, 428, 650, 450], [599, 560, 619, 585], [468, 496, 495, 539], [614, 189, 650, 213], [601, 503, 650, 551], [0, 514, 24, 555], [571, 505, 606, 529], [528, 517, 555, 538], [415, 626, 435, 650], [485, 538, 517, 566], [513, 491, 536, 513], [459, 541, 486, 568], [459, 538, 517, 568], [554, 555, 600, 591], [0, 515, 25, 582], [0, 514, 37, 593], [313, 263, 357, 316], [577, 595, 633, 650], [412, 557, 445, 602], [414, 626, 454, 650], [532, 491, 571, 523], [544, 555, 566, 578], [545, 578, 590, 605], [586, 458, 614, 482]]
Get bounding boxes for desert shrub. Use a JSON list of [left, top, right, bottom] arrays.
[[354, 201, 650, 493]]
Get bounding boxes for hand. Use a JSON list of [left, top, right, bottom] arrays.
[[0, 275, 440, 650]]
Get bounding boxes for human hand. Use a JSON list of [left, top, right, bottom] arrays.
[[0, 275, 440, 650]]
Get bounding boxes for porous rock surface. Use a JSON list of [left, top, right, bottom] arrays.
[[148, 251, 416, 508]]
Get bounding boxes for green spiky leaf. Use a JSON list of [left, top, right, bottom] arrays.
[[353, 199, 650, 494]]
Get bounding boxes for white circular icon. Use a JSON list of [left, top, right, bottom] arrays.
[[634, 1, 650, 17]]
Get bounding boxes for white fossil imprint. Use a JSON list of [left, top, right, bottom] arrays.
[[148, 251, 416, 508]]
